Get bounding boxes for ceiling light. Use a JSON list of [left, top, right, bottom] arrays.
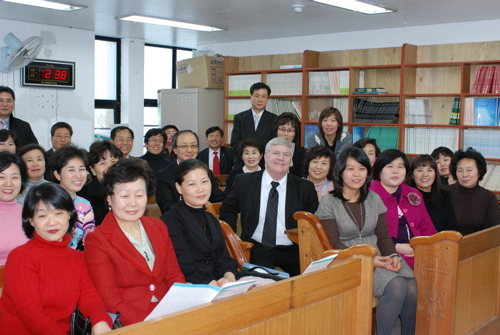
[[2, 0, 86, 11], [311, 0, 395, 14], [118, 15, 224, 32]]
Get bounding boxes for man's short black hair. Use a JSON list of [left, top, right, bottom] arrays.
[[205, 126, 224, 138], [0, 86, 15, 100], [110, 126, 135, 140], [250, 82, 271, 96], [50, 122, 73, 136]]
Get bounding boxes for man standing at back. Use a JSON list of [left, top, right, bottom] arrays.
[[230, 82, 276, 168], [220, 137, 319, 276], [45, 122, 72, 162], [0, 86, 38, 147]]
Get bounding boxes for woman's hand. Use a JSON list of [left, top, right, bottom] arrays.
[[374, 256, 389, 268], [217, 272, 236, 287], [395, 243, 414, 257], [208, 280, 219, 287], [92, 321, 112, 335], [374, 255, 401, 273]]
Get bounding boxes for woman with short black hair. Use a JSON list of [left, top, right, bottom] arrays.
[[0, 183, 112, 335]]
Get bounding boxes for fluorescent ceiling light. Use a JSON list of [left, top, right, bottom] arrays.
[[2, 0, 86, 11], [312, 0, 395, 14], [118, 15, 224, 32]]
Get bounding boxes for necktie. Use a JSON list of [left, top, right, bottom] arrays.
[[254, 113, 261, 131], [262, 181, 279, 249], [0, 119, 6, 130], [213, 151, 220, 175]]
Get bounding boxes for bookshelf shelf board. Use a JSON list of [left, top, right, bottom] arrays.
[[225, 71, 263, 75], [404, 62, 463, 68], [269, 95, 302, 98], [404, 94, 461, 97], [463, 125, 500, 129], [403, 124, 460, 128], [462, 93, 500, 97], [306, 94, 349, 98], [351, 122, 399, 126], [351, 94, 400, 97]]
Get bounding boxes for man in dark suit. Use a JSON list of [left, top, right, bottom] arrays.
[[197, 126, 234, 175], [0, 86, 38, 147], [230, 82, 277, 168], [45, 122, 73, 162], [220, 137, 319, 276], [155, 130, 226, 213]]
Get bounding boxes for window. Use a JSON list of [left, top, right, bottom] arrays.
[[143, 45, 193, 136], [94, 36, 120, 135]]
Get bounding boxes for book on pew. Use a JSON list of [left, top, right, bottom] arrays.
[[303, 254, 338, 274], [145, 279, 257, 320], [241, 263, 290, 278]]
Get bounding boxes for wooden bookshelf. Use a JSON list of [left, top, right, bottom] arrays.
[[223, 41, 500, 169]]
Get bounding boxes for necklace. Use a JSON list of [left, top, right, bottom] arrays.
[[345, 202, 364, 232]]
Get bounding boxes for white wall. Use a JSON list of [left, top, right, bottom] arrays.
[[0, 18, 95, 151], [198, 19, 500, 57]]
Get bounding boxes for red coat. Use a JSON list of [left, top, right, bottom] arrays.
[[85, 211, 185, 326], [370, 180, 437, 268]]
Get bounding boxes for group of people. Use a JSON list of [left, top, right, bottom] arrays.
[[1, 81, 500, 335]]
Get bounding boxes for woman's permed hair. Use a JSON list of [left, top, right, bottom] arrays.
[[87, 140, 123, 168], [332, 147, 372, 202], [301, 145, 335, 179], [101, 158, 156, 198], [22, 183, 77, 239], [238, 137, 265, 159], [450, 147, 487, 181]]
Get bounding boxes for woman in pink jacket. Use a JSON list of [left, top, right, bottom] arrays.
[[369, 149, 437, 268]]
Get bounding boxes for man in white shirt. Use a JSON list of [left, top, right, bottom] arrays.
[[220, 137, 319, 276]]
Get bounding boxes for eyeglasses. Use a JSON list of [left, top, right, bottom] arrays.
[[208, 135, 221, 139], [53, 135, 71, 140], [148, 139, 164, 144], [176, 144, 198, 150], [165, 131, 177, 135], [0, 99, 14, 104], [115, 137, 133, 143], [278, 127, 295, 134]]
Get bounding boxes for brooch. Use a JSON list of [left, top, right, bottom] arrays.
[[407, 192, 421, 206]]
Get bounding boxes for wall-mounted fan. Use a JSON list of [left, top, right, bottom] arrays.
[[0, 32, 44, 73]]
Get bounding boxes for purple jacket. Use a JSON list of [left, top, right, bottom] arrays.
[[369, 180, 437, 268]]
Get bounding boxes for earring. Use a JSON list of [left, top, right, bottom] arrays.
[[179, 194, 183, 201]]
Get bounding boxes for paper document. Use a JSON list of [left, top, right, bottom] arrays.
[[145, 279, 256, 320], [303, 254, 338, 274]]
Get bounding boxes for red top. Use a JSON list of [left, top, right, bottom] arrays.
[[0, 233, 112, 335], [85, 211, 185, 326]]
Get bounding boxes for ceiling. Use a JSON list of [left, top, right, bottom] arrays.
[[0, 0, 499, 49]]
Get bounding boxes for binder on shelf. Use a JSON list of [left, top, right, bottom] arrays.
[[474, 98, 498, 126], [352, 127, 365, 143]]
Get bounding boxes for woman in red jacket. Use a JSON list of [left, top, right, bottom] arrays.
[[0, 183, 112, 335], [85, 159, 185, 326], [369, 149, 437, 268]]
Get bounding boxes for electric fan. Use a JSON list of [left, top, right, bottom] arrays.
[[0, 32, 44, 72]]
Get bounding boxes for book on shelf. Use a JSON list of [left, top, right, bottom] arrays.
[[483, 165, 500, 192], [464, 129, 500, 159], [352, 126, 365, 143], [353, 98, 399, 123], [449, 98, 461, 125], [145, 279, 257, 320], [228, 74, 262, 96], [471, 65, 500, 94], [474, 98, 498, 126], [365, 127, 398, 152], [267, 72, 302, 95], [404, 127, 458, 155], [280, 64, 302, 69], [303, 254, 338, 274], [353, 87, 388, 94], [267, 98, 302, 120], [309, 71, 349, 95], [227, 99, 251, 120], [480, 164, 496, 188], [405, 99, 432, 124]]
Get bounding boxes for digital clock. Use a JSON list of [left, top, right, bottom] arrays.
[[21, 60, 75, 89]]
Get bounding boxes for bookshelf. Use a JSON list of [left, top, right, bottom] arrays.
[[222, 41, 500, 175]]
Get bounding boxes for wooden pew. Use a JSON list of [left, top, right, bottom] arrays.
[[411, 226, 500, 335], [105, 244, 377, 335]]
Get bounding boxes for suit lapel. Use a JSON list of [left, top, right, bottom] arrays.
[[102, 213, 155, 277]]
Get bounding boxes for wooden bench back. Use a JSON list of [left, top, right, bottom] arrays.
[[411, 226, 500, 335], [106, 244, 376, 335]]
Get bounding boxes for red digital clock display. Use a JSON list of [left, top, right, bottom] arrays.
[[22, 60, 75, 89]]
